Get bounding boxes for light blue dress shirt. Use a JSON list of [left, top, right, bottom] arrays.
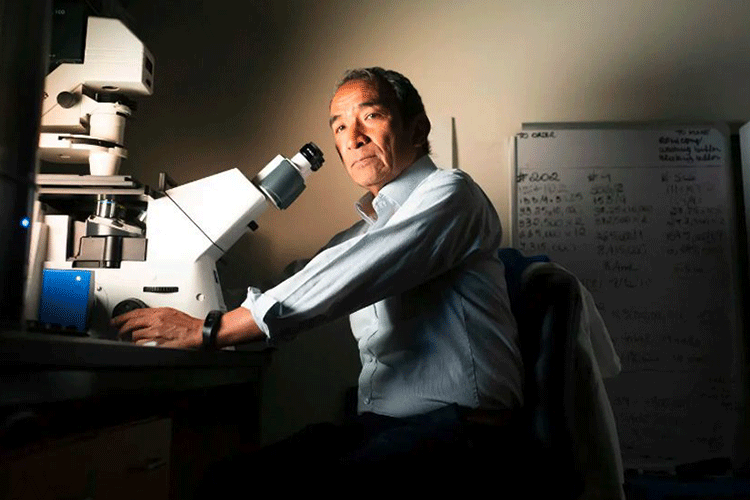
[[242, 155, 523, 417]]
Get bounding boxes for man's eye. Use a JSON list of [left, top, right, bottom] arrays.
[[365, 113, 380, 119], [335, 124, 345, 133]]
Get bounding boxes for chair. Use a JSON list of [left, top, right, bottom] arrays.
[[499, 249, 585, 499]]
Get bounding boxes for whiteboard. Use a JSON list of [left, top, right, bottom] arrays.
[[513, 125, 744, 471]]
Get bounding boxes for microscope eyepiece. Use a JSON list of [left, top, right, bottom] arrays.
[[299, 142, 324, 171], [253, 142, 323, 209]]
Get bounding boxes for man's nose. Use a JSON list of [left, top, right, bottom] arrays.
[[346, 123, 370, 149]]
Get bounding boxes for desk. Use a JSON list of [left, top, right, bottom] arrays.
[[0, 330, 270, 499]]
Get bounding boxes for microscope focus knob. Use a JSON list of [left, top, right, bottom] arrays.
[[56, 91, 79, 109], [112, 298, 148, 318]]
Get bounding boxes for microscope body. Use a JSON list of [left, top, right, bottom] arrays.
[[30, 15, 324, 338], [32, 169, 268, 337]]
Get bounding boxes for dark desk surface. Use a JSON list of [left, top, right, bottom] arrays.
[[0, 330, 269, 497], [0, 330, 271, 407]]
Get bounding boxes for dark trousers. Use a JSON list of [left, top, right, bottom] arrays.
[[194, 404, 522, 497]]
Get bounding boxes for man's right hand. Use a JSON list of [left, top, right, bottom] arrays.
[[112, 306, 266, 349], [111, 307, 203, 348]]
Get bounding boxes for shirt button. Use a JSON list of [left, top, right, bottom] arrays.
[[364, 397, 371, 405]]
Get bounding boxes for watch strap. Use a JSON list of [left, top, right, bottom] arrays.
[[202, 310, 223, 350]]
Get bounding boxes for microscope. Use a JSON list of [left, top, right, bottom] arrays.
[[28, 15, 323, 338]]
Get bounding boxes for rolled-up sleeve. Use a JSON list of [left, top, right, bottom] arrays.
[[241, 170, 501, 343]]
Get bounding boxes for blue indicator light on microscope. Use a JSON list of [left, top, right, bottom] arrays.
[[20, 217, 30, 228]]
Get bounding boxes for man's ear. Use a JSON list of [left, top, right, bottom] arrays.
[[411, 114, 431, 149]]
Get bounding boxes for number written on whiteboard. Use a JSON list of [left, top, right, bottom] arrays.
[[516, 171, 560, 183]]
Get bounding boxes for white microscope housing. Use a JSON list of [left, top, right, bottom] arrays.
[[30, 144, 324, 337], [29, 15, 325, 337], [39, 16, 154, 175]]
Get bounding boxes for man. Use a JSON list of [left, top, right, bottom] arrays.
[[113, 67, 523, 474]]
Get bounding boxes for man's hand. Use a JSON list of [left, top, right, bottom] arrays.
[[111, 307, 203, 349]]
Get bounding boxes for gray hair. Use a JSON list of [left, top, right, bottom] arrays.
[[334, 67, 431, 155]]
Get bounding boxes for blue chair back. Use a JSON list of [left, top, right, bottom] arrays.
[[499, 248, 584, 499]]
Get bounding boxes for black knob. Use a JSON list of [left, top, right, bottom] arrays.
[[112, 298, 148, 318], [56, 91, 79, 108]]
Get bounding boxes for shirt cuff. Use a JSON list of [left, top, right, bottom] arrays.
[[240, 286, 276, 340]]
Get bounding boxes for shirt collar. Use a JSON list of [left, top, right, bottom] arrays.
[[355, 155, 437, 226]]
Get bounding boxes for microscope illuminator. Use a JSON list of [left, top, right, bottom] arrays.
[[39, 16, 154, 175]]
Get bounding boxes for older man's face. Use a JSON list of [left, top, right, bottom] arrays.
[[329, 79, 420, 196]]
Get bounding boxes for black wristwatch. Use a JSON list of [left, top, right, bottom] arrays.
[[202, 310, 224, 350]]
